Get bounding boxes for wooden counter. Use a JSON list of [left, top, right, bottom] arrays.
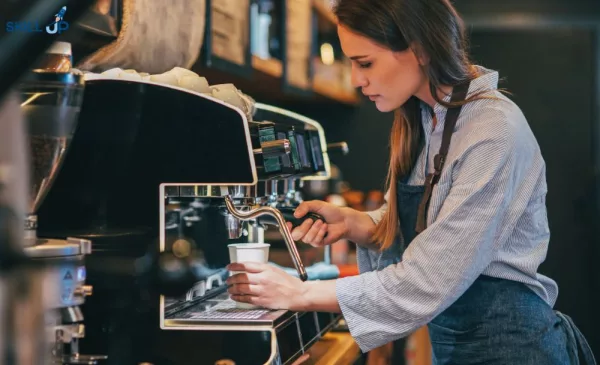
[[290, 327, 432, 365], [303, 332, 361, 365]]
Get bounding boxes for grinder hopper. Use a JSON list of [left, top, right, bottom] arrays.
[[19, 71, 85, 240]]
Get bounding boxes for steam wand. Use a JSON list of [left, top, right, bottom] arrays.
[[224, 195, 308, 281]]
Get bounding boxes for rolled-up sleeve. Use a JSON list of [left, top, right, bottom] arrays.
[[336, 125, 524, 352], [358, 190, 391, 273]]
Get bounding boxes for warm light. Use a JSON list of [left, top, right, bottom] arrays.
[[320, 43, 335, 65]]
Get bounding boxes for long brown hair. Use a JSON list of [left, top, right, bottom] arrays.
[[333, 0, 481, 250]]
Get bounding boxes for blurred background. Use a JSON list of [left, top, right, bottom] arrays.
[[1, 0, 598, 364]]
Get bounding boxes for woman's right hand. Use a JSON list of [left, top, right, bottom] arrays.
[[287, 200, 348, 247]]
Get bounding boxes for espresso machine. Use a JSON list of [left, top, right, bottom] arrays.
[[159, 101, 345, 365], [26, 70, 347, 364]]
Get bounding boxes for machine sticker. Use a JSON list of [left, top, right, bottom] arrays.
[[63, 270, 73, 280], [60, 268, 75, 304], [61, 287, 73, 304]]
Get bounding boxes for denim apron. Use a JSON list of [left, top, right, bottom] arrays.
[[396, 83, 597, 364]]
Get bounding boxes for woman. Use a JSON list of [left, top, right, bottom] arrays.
[[226, 0, 596, 363]]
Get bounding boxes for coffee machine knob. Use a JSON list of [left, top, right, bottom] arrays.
[[74, 285, 93, 297], [327, 141, 349, 155], [254, 139, 290, 158]]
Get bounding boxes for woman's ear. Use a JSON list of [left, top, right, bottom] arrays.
[[411, 42, 430, 66]]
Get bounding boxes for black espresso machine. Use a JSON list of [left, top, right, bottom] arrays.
[[35, 74, 347, 364]]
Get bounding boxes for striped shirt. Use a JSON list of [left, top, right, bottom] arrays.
[[335, 66, 558, 353]]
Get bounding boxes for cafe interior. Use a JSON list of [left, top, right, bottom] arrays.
[[0, 0, 599, 364]]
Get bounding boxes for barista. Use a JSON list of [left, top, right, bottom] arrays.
[[227, 0, 597, 363]]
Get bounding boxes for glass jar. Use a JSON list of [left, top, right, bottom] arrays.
[[33, 42, 72, 73]]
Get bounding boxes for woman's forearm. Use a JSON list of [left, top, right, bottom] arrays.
[[342, 207, 379, 248], [299, 280, 341, 313]]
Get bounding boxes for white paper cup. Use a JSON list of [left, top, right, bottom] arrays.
[[227, 243, 270, 309]]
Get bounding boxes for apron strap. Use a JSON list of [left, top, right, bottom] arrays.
[[416, 82, 471, 234]]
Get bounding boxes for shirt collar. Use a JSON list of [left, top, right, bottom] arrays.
[[420, 65, 499, 129]]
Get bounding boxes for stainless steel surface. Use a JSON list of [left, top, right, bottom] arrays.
[[224, 196, 307, 281], [248, 224, 265, 243], [253, 139, 291, 159], [183, 301, 271, 321], [324, 246, 331, 265], [21, 235, 95, 360], [74, 237, 92, 255], [50, 317, 108, 364], [268, 181, 278, 206], [61, 306, 85, 323], [223, 211, 244, 239], [282, 178, 302, 207], [53, 323, 85, 343], [25, 214, 37, 231], [180, 185, 250, 199], [165, 292, 288, 328], [185, 281, 208, 301], [173, 182, 286, 203], [185, 272, 224, 301], [22, 238, 89, 308], [23, 238, 82, 258]]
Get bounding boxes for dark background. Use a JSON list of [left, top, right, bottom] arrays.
[[280, 0, 600, 357]]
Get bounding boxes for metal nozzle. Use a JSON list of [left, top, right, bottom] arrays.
[[253, 139, 291, 158], [327, 142, 349, 155], [222, 212, 243, 239], [60, 306, 84, 324]]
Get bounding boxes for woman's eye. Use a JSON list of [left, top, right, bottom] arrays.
[[358, 62, 372, 69]]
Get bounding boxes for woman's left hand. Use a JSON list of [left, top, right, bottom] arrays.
[[226, 262, 307, 311]]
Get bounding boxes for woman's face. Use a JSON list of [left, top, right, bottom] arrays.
[[337, 25, 427, 112]]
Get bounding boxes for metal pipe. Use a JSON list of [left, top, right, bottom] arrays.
[[224, 196, 308, 281]]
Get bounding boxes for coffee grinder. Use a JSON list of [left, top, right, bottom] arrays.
[[19, 70, 106, 364]]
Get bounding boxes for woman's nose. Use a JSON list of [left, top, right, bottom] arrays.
[[351, 67, 368, 88]]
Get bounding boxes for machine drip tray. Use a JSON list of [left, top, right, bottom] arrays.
[[185, 300, 272, 321], [161, 292, 342, 364], [163, 292, 290, 328]]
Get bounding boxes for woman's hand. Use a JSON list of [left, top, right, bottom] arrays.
[[288, 200, 349, 247], [226, 262, 308, 311]]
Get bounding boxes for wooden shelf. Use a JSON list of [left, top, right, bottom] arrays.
[[312, 0, 337, 26], [194, 49, 359, 105], [191, 0, 357, 105], [313, 77, 360, 105], [252, 56, 283, 78]]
